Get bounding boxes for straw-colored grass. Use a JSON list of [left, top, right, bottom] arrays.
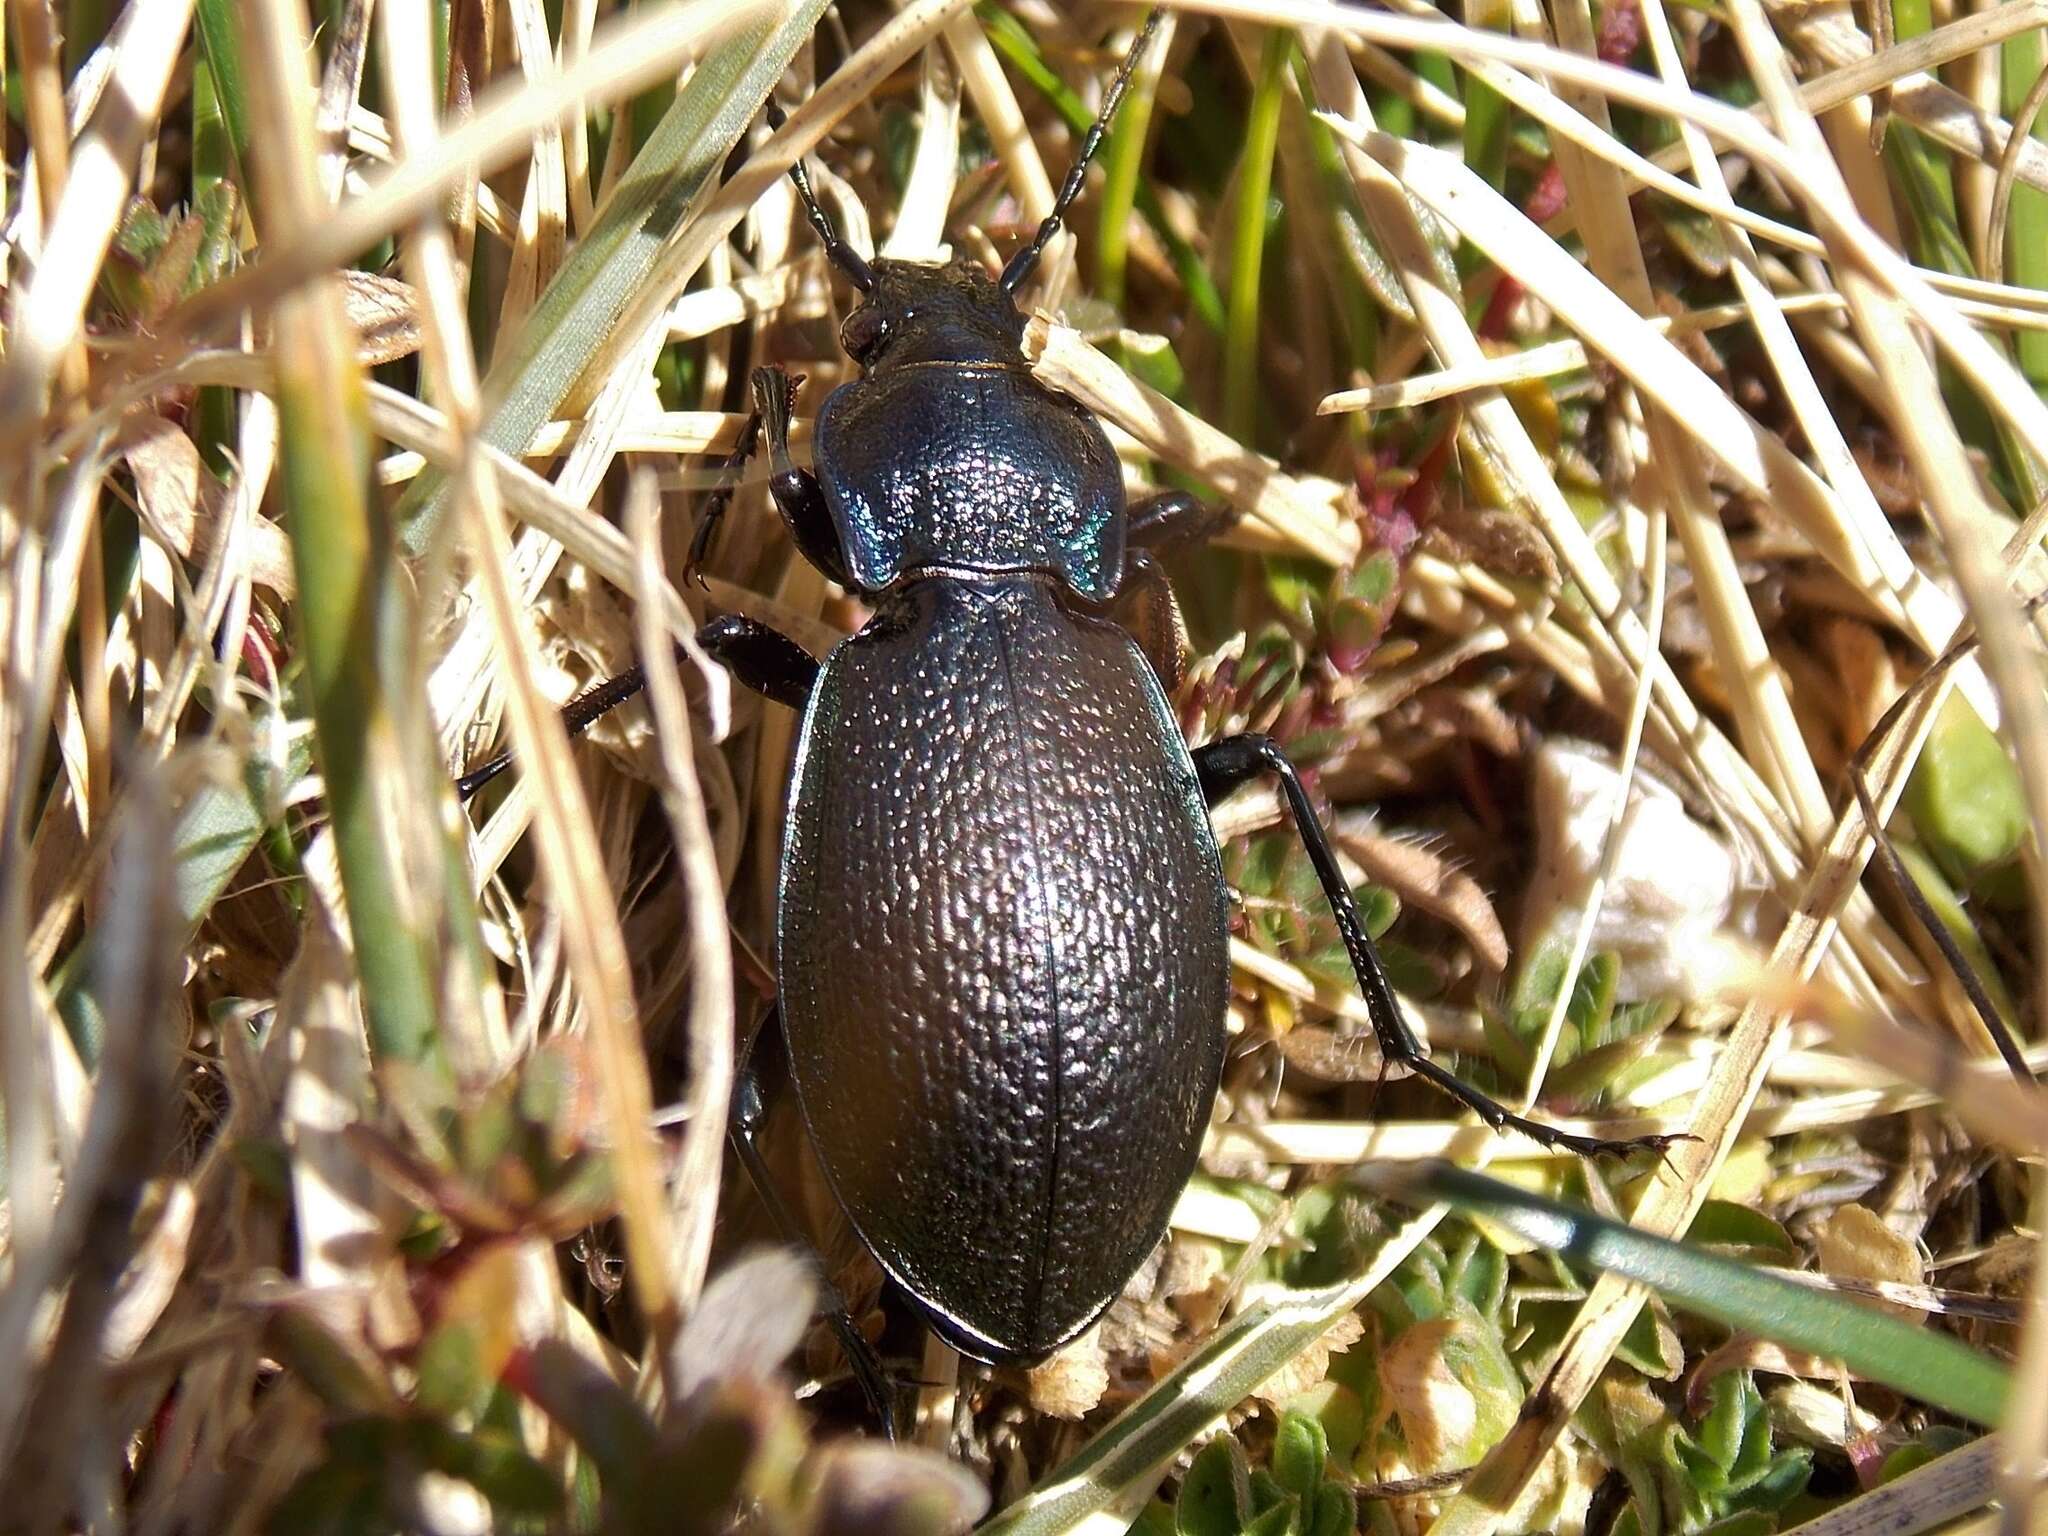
[[3, 0, 2046, 1532]]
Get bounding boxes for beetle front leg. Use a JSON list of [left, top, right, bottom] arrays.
[[1100, 551, 1189, 694], [1193, 732, 1681, 1158], [731, 1012, 902, 1440], [754, 366, 855, 589], [685, 367, 856, 590], [455, 664, 666, 800]]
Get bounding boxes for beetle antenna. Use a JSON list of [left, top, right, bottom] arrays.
[[1000, 7, 1167, 296], [767, 101, 877, 293]]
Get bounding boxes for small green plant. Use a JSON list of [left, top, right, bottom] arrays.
[[1172, 1411, 1357, 1536], [1595, 1372, 1812, 1536]]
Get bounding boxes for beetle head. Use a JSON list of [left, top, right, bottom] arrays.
[[838, 257, 1027, 371], [773, 9, 1167, 358]]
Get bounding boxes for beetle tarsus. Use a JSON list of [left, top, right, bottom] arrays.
[[684, 394, 771, 588], [454, 665, 656, 802], [1193, 731, 1678, 1160], [454, 611, 819, 796]]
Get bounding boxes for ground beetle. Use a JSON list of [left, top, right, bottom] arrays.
[[462, 8, 1673, 1426]]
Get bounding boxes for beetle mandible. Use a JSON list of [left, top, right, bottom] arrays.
[[462, 6, 1674, 1413]]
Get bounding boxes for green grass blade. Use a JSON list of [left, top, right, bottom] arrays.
[[1095, 17, 1164, 311], [1223, 29, 1289, 445], [192, 0, 254, 176], [393, 0, 830, 551], [1459, 0, 1511, 195], [1381, 1163, 2011, 1427], [2001, 27, 2048, 392]]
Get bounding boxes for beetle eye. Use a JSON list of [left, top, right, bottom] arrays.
[[841, 306, 888, 359]]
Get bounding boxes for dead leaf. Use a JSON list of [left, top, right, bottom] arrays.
[[1027, 1325, 1108, 1419], [1335, 824, 1510, 972], [341, 270, 423, 366], [1255, 1310, 1365, 1408], [1814, 1204, 1924, 1325], [119, 414, 296, 594], [1422, 502, 1560, 587]]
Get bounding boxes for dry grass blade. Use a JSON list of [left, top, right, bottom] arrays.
[[626, 469, 733, 1309], [1025, 319, 1357, 563], [0, 0, 194, 423], [0, 773, 178, 1508]]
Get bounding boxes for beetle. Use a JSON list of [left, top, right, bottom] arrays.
[[461, 8, 1673, 1424]]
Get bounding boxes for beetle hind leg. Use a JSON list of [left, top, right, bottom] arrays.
[[731, 1013, 903, 1440], [1192, 732, 1685, 1159]]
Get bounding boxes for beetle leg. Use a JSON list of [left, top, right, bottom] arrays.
[[754, 366, 856, 589], [731, 1013, 902, 1440], [454, 664, 662, 800], [684, 367, 856, 590], [455, 620, 820, 799], [683, 401, 770, 588], [1127, 489, 1237, 553], [1192, 732, 1684, 1159], [1101, 551, 1189, 694], [698, 614, 820, 712]]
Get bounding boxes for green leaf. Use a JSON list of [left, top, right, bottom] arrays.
[[1448, 1233, 1508, 1316], [1724, 1450, 1812, 1515], [1686, 1202, 1798, 1261], [1696, 1373, 1751, 1473], [1615, 1319, 1680, 1400], [1878, 1425, 1978, 1483], [416, 1318, 490, 1420], [1270, 1412, 1326, 1501], [1280, 1183, 1391, 1290], [1306, 1484, 1354, 1536], [414, 1421, 561, 1516], [1673, 1425, 1730, 1497], [1904, 693, 2028, 882], [1247, 1470, 1286, 1516], [1177, 1439, 1253, 1536], [1693, 1512, 1777, 1536], [1282, 1384, 1366, 1470]]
